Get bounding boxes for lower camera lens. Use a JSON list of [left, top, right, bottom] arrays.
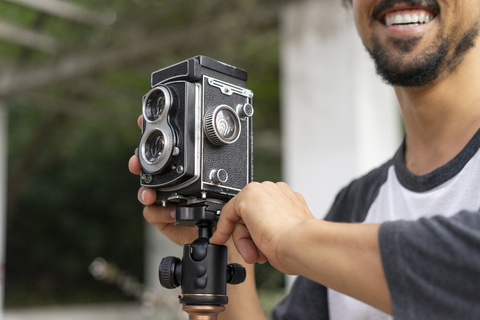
[[144, 130, 165, 164], [143, 87, 172, 122]]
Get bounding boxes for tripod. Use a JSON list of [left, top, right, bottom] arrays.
[[159, 201, 246, 320]]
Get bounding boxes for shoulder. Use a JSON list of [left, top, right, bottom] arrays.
[[325, 159, 393, 223]]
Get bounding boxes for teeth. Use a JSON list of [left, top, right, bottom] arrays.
[[419, 12, 425, 23], [385, 12, 434, 26], [394, 15, 403, 24]]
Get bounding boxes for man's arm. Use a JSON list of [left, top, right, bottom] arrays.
[[281, 219, 391, 314], [210, 181, 392, 314], [379, 211, 480, 319]]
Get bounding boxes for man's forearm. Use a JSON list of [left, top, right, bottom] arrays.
[[280, 220, 392, 314]]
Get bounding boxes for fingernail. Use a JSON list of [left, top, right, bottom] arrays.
[[141, 190, 146, 204], [169, 208, 176, 219]]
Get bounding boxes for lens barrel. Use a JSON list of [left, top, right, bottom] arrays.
[[144, 130, 165, 164], [143, 86, 172, 123]]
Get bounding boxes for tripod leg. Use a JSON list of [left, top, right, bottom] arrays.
[[182, 305, 225, 320]]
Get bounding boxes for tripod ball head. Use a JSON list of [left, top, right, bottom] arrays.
[[158, 238, 246, 305], [158, 203, 247, 308]]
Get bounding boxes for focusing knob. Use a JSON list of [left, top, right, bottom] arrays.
[[159, 256, 181, 289], [204, 105, 241, 145], [227, 263, 246, 285]]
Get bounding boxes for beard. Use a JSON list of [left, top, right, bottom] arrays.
[[367, 33, 449, 87], [366, 19, 480, 87]]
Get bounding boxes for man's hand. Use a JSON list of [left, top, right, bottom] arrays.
[[210, 181, 315, 274]]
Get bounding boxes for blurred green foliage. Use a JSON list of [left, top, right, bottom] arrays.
[[2, 0, 287, 307]]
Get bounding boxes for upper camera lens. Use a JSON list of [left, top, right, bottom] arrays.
[[143, 87, 172, 122], [144, 130, 165, 164]]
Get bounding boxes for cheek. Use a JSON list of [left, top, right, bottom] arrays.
[[354, 15, 372, 49], [352, 0, 372, 45]]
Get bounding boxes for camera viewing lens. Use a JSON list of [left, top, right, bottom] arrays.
[[143, 87, 172, 122], [144, 130, 165, 163]]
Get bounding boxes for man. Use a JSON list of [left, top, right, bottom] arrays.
[[129, 0, 480, 318]]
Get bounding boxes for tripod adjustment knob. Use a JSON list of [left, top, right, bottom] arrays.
[[159, 256, 182, 289], [227, 263, 246, 285]]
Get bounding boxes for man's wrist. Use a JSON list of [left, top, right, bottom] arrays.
[[276, 218, 321, 275]]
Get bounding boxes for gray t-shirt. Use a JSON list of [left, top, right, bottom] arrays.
[[271, 129, 480, 319]]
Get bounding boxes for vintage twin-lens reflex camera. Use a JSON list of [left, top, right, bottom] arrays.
[[137, 56, 254, 206]]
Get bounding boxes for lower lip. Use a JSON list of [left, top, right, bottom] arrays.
[[384, 21, 432, 35]]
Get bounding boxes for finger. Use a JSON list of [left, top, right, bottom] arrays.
[[137, 187, 157, 205], [143, 205, 176, 226], [137, 115, 143, 130], [210, 196, 242, 245], [232, 223, 259, 264], [129, 155, 142, 175], [294, 191, 308, 204], [257, 249, 268, 264], [275, 181, 298, 197]]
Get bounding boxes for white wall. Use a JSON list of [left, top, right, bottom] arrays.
[[280, 0, 401, 289]]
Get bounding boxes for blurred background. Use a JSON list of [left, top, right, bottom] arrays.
[[0, 0, 287, 318], [0, 0, 401, 319]]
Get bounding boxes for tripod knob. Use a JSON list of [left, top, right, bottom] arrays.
[[227, 263, 246, 285], [159, 256, 182, 289]]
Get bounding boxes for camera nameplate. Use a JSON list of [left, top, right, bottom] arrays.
[[206, 77, 253, 98]]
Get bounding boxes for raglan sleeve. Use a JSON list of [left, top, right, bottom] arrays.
[[379, 210, 480, 319], [270, 276, 329, 320]]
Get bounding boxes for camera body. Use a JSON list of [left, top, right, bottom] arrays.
[[138, 56, 253, 205]]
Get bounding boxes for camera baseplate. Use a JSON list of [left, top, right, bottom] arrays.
[[174, 200, 223, 228]]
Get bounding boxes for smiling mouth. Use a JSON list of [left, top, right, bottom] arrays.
[[383, 10, 436, 28], [371, 0, 440, 29]]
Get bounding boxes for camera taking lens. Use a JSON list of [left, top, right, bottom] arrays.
[[144, 130, 165, 164]]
